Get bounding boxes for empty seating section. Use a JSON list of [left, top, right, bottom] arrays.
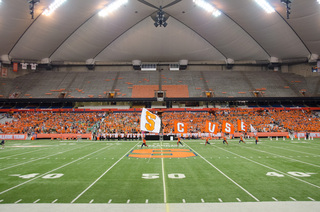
[[0, 69, 318, 98], [162, 85, 189, 98], [132, 85, 159, 98]]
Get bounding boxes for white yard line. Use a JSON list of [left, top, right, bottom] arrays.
[[183, 142, 260, 202], [240, 145, 320, 168], [216, 146, 320, 189], [263, 144, 319, 157], [51, 199, 58, 203], [0, 144, 92, 172], [108, 199, 112, 204], [161, 146, 167, 204], [0, 148, 49, 159], [0, 145, 112, 195], [70, 142, 139, 203], [272, 197, 278, 201]]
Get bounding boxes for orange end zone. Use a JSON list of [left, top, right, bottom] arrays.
[[127, 149, 197, 158]]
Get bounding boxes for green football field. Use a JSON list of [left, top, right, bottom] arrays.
[[0, 138, 319, 205]]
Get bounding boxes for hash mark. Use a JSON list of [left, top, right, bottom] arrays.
[[272, 197, 278, 201], [108, 199, 112, 204], [308, 197, 315, 201], [89, 199, 94, 203], [182, 199, 186, 203], [52, 199, 58, 203], [146, 199, 148, 203], [33, 199, 40, 203], [14, 199, 22, 204], [201, 198, 205, 203], [127, 199, 130, 204], [236, 198, 241, 202], [218, 198, 223, 202], [0, 200, 3, 203], [290, 197, 296, 201]]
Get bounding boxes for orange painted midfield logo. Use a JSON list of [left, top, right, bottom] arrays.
[[127, 149, 197, 158]]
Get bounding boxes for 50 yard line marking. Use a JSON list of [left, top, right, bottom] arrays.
[[183, 142, 259, 202], [0, 145, 112, 195], [71, 142, 139, 203]]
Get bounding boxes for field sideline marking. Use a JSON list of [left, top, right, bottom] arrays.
[[0, 147, 50, 159], [0, 145, 112, 195], [240, 145, 320, 168], [70, 142, 139, 203], [263, 143, 319, 157], [183, 142, 260, 202], [216, 146, 320, 189], [0, 143, 93, 172]]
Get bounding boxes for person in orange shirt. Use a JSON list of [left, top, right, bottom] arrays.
[[177, 136, 183, 146], [239, 134, 245, 144], [205, 137, 211, 146], [141, 137, 148, 149], [223, 135, 228, 145], [255, 135, 259, 145]]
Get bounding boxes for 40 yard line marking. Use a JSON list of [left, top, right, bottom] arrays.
[[241, 146, 320, 168], [0, 143, 92, 172], [184, 142, 260, 202], [0, 145, 112, 195], [216, 146, 320, 189], [71, 142, 139, 203]]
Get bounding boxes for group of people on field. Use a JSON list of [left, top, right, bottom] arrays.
[[140, 133, 259, 148]]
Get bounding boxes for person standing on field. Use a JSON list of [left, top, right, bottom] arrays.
[[1, 140, 5, 149]]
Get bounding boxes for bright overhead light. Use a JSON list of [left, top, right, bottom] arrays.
[[42, 0, 67, 16], [99, 0, 128, 17], [255, 0, 275, 13], [193, 0, 222, 17], [318, 0, 320, 4]]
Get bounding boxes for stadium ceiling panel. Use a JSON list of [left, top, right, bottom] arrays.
[[0, 0, 319, 63]]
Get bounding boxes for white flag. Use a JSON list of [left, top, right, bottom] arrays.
[[140, 108, 161, 133], [250, 124, 257, 133]]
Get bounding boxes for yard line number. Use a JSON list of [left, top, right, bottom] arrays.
[[266, 172, 316, 178], [142, 173, 186, 179], [10, 173, 64, 179]]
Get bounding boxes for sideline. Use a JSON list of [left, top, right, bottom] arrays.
[[0, 202, 319, 212]]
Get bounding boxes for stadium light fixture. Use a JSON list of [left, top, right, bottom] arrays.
[[42, 0, 67, 16], [193, 0, 221, 17], [255, 0, 275, 13], [99, 0, 128, 17]]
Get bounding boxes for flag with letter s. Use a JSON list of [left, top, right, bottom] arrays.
[[140, 108, 161, 133], [222, 121, 234, 134]]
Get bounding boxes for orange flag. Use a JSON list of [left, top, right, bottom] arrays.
[[237, 119, 247, 132], [222, 121, 234, 134], [174, 121, 188, 134], [205, 121, 218, 134]]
